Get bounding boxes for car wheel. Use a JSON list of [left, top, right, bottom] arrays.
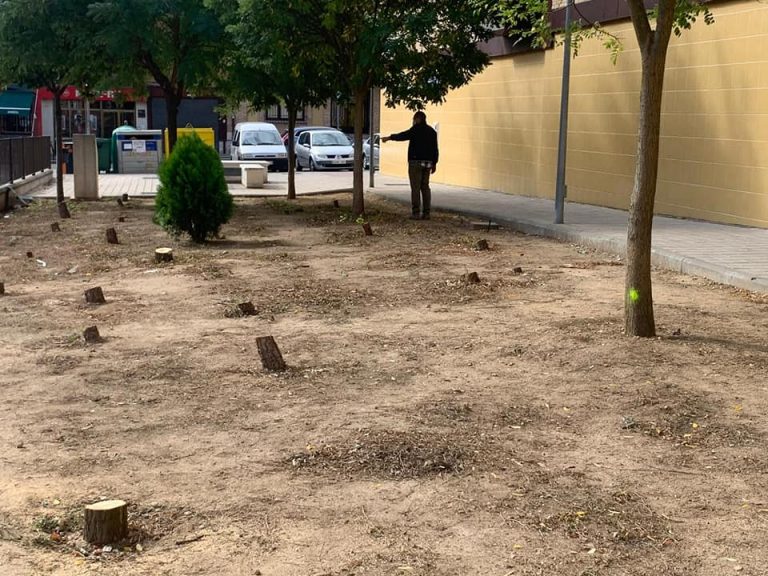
[[364, 155, 369, 170], [309, 158, 317, 172], [295, 160, 302, 172]]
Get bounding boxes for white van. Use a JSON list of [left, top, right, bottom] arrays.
[[232, 122, 288, 171]]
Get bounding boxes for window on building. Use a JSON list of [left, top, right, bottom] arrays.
[[266, 104, 305, 122]]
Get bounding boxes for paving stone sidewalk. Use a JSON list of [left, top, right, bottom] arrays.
[[371, 174, 768, 294]]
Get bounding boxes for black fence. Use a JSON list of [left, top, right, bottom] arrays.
[[0, 136, 51, 186]]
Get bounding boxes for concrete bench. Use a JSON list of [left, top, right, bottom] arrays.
[[222, 160, 271, 184], [241, 164, 267, 189]]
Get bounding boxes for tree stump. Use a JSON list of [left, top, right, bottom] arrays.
[[333, 199, 340, 208], [155, 248, 174, 263], [513, 266, 523, 274], [83, 326, 101, 343], [106, 228, 119, 244], [118, 216, 125, 223], [84, 286, 106, 304], [474, 239, 489, 251], [51, 222, 61, 232], [256, 336, 286, 371], [83, 500, 128, 545], [121, 193, 129, 202], [116, 198, 124, 207], [462, 271, 481, 284], [362, 222, 373, 236], [26, 251, 34, 259], [237, 302, 257, 316], [58, 202, 71, 219], [0, 282, 5, 295]]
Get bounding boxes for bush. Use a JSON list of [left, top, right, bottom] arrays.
[[154, 133, 233, 243]]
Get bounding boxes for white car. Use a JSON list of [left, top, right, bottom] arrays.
[[296, 130, 354, 171], [363, 134, 380, 170], [231, 122, 288, 171]]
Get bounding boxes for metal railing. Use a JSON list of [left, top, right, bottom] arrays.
[[0, 136, 51, 186]]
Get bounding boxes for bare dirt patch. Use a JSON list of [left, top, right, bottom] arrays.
[[1, 194, 768, 575]]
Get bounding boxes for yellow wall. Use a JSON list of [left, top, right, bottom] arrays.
[[380, 1, 768, 228]]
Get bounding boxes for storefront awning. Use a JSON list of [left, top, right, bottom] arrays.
[[0, 90, 35, 116]]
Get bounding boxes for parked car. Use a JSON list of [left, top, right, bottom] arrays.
[[232, 122, 287, 171], [295, 130, 354, 171], [363, 134, 380, 170]]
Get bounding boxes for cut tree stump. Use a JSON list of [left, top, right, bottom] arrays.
[[237, 302, 257, 316], [84, 286, 106, 304], [118, 216, 125, 223], [462, 271, 481, 284], [333, 199, 340, 208], [51, 222, 61, 232], [155, 248, 173, 263], [256, 336, 286, 371], [513, 266, 524, 274], [121, 193, 129, 202], [106, 228, 119, 244], [0, 282, 4, 295], [362, 222, 373, 236], [474, 239, 489, 251], [26, 251, 33, 259], [83, 500, 128, 545], [58, 202, 71, 219], [83, 326, 101, 343]]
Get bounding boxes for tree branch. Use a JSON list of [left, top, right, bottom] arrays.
[[654, 0, 677, 52], [626, 0, 652, 52]]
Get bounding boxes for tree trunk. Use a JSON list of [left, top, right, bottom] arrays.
[[83, 500, 128, 545], [53, 91, 66, 210], [287, 105, 297, 200], [256, 336, 287, 371], [165, 93, 180, 154], [352, 88, 368, 216], [624, 48, 669, 337]]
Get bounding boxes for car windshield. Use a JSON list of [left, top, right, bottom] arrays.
[[313, 132, 350, 146], [241, 130, 281, 146]]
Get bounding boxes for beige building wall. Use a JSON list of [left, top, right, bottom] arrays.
[[380, 0, 768, 228]]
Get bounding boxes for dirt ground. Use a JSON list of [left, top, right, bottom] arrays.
[[1, 194, 768, 576]]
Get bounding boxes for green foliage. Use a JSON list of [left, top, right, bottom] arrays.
[[0, 0, 105, 90], [500, 0, 714, 64], [155, 134, 233, 243], [317, 0, 498, 109], [88, 0, 224, 148], [219, 0, 333, 113]]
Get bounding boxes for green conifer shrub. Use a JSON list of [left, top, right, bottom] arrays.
[[154, 134, 233, 243]]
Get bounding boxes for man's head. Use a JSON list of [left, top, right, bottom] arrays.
[[412, 111, 427, 125]]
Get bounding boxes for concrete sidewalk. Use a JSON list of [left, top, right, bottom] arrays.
[[371, 174, 768, 294]]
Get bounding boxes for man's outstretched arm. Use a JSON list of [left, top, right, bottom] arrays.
[[382, 127, 413, 143]]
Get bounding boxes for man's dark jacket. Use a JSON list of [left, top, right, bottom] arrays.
[[388, 123, 439, 165]]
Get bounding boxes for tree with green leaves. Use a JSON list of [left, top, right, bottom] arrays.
[[155, 133, 233, 242], [317, 0, 497, 215], [88, 0, 224, 152], [0, 0, 106, 217], [219, 0, 334, 200], [501, 0, 714, 337]]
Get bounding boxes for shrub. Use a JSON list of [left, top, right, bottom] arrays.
[[154, 133, 233, 243]]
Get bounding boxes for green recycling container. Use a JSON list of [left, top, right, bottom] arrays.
[[96, 138, 111, 173]]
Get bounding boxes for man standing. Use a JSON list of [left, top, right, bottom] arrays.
[[382, 111, 439, 220]]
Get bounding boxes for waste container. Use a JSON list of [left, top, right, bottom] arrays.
[[96, 138, 111, 173]]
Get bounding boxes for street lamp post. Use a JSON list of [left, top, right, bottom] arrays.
[[554, 0, 573, 224]]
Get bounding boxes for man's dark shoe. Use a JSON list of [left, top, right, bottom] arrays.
[[409, 213, 421, 220], [421, 213, 430, 220]]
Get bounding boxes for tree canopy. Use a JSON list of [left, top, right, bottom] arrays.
[[88, 0, 225, 150]]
